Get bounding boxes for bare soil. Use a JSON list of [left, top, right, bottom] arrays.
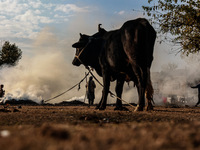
[[1, 105, 200, 150]]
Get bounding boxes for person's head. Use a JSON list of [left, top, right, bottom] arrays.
[[1, 84, 4, 89], [89, 76, 93, 81]]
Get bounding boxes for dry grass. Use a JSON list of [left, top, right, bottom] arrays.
[[0, 105, 200, 150]]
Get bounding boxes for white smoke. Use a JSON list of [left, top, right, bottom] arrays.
[[183, 54, 200, 83], [0, 27, 88, 104], [64, 95, 85, 103], [151, 53, 200, 106], [1, 12, 199, 106]]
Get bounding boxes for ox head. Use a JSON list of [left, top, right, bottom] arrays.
[[72, 33, 92, 66], [72, 24, 106, 67]]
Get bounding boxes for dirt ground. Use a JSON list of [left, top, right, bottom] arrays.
[[1, 104, 200, 150]]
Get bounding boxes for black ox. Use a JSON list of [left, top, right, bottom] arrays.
[[72, 18, 156, 111]]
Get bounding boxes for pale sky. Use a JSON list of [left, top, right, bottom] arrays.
[[0, 0, 188, 72], [0, 0, 146, 40]]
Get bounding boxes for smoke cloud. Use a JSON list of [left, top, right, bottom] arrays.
[[0, 23, 139, 105], [1, 12, 199, 106], [0, 27, 87, 103], [151, 53, 200, 105]]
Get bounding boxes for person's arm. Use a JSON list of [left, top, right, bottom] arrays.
[[191, 84, 200, 88], [191, 85, 198, 88]]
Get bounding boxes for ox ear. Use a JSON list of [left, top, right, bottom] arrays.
[[72, 42, 82, 48], [72, 33, 84, 48]]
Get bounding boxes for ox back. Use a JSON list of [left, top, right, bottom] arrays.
[[72, 18, 156, 111]]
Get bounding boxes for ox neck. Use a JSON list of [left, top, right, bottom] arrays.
[[75, 40, 91, 61]]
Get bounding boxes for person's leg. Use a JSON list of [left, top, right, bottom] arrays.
[[90, 93, 94, 105], [91, 99, 94, 105], [195, 94, 200, 106]]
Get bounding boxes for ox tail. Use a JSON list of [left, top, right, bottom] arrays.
[[145, 68, 154, 105]]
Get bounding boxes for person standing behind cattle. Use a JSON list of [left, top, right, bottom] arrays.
[[86, 76, 96, 106], [0, 84, 5, 98], [191, 83, 200, 107]]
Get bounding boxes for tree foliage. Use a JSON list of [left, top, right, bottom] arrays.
[[0, 41, 22, 67], [143, 0, 200, 55]]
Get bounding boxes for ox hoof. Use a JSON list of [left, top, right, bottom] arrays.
[[146, 105, 154, 111], [114, 106, 129, 111], [98, 107, 106, 110], [134, 105, 144, 111], [95, 106, 100, 109], [98, 106, 106, 110]]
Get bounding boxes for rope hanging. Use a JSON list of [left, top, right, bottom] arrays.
[[43, 36, 136, 109], [43, 66, 136, 110], [44, 72, 90, 103], [86, 67, 136, 109]]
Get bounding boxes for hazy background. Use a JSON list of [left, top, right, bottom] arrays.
[[0, 0, 199, 105]]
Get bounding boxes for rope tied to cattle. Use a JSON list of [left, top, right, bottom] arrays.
[[44, 72, 90, 103], [86, 66, 136, 109], [43, 66, 136, 110], [71, 34, 140, 110], [75, 38, 93, 64], [44, 34, 136, 109]]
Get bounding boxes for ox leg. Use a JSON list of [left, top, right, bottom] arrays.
[[145, 90, 154, 111], [98, 72, 110, 110], [145, 69, 154, 111], [132, 67, 147, 111], [135, 84, 145, 111], [96, 97, 103, 109], [114, 78, 127, 111]]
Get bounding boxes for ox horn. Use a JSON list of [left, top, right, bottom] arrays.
[[98, 24, 102, 32]]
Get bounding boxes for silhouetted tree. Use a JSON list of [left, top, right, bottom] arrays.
[[0, 41, 22, 67], [143, 0, 200, 55]]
